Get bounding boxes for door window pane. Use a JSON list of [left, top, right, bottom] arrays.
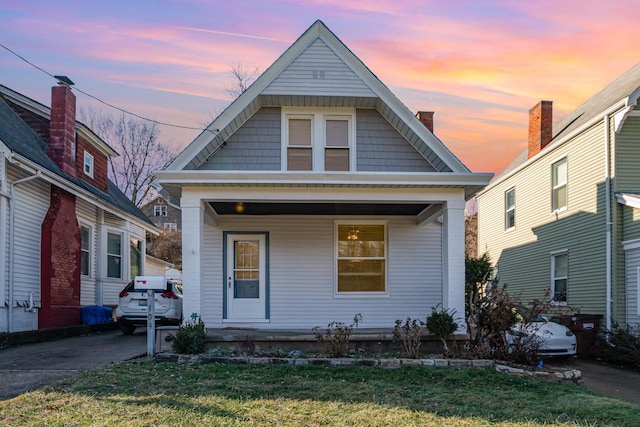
[[234, 241, 260, 298]]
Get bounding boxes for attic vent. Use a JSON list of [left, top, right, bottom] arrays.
[[312, 70, 326, 79]]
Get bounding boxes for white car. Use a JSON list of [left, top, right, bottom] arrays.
[[115, 279, 183, 334], [508, 312, 577, 357]]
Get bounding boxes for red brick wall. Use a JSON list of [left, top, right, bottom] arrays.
[[528, 101, 553, 159], [39, 187, 82, 328], [48, 85, 77, 178], [76, 136, 109, 192]]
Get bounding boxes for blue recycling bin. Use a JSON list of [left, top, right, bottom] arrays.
[[81, 306, 114, 325]]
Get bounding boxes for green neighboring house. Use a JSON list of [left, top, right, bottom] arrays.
[[477, 62, 640, 331]]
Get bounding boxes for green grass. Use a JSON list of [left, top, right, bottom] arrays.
[[2, 359, 638, 426]]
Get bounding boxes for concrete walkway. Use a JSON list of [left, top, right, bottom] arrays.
[[0, 330, 145, 400]]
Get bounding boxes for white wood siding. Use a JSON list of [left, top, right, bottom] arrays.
[[478, 122, 608, 313], [263, 39, 375, 97], [624, 246, 640, 327], [8, 167, 49, 308], [200, 215, 443, 329]]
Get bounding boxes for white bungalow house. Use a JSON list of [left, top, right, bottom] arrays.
[[155, 21, 492, 331]]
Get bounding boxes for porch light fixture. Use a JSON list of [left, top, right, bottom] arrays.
[[235, 202, 245, 213]]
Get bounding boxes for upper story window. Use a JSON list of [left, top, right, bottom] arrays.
[[505, 187, 515, 231], [552, 158, 567, 212], [154, 205, 167, 217], [551, 251, 568, 303], [283, 108, 354, 172], [83, 151, 94, 178], [164, 222, 178, 231]]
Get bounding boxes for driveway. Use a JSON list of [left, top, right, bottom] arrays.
[[0, 330, 145, 401]]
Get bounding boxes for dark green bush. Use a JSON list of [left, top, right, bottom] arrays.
[[172, 314, 207, 354], [426, 305, 458, 352]]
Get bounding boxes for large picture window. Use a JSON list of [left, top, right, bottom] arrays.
[[505, 187, 515, 230], [336, 223, 386, 293], [551, 252, 568, 303], [552, 158, 567, 211], [107, 232, 122, 278]]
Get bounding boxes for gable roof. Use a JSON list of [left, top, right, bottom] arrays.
[[168, 20, 470, 174], [0, 87, 155, 229], [491, 61, 640, 183]]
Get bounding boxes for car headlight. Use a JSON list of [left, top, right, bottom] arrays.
[[566, 330, 574, 337]]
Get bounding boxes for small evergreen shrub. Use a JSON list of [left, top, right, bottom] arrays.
[[393, 317, 426, 358], [426, 305, 458, 352], [313, 313, 362, 357], [172, 313, 207, 354]]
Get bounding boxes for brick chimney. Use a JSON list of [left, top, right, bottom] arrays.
[[48, 82, 77, 177], [528, 100, 553, 159], [416, 111, 434, 133]]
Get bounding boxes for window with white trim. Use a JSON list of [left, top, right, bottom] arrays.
[[552, 158, 567, 212], [83, 151, 94, 178], [336, 223, 386, 293], [551, 252, 568, 303], [130, 237, 142, 279], [107, 232, 122, 278], [80, 224, 91, 277], [505, 187, 515, 230], [283, 108, 354, 171], [154, 205, 167, 216], [164, 222, 177, 231]]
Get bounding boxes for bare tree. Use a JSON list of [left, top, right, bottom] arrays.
[[226, 63, 260, 99], [80, 108, 177, 207], [147, 231, 182, 269]]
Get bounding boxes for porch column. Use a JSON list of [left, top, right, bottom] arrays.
[[442, 198, 466, 332], [181, 194, 204, 324]]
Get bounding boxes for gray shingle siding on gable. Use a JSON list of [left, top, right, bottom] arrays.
[[356, 109, 437, 172], [198, 107, 282, 171]]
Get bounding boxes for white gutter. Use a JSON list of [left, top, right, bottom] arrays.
[[8, 170, 42, 332], [604, 114, 612, 332]]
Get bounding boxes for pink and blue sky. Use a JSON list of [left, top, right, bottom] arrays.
[[1, 0, 639, 174]]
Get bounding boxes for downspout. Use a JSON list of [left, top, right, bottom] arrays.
[[604, 114, 612, 332], [8, 169, 42, 332]]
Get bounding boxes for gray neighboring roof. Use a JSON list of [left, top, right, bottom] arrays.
[[0, 96, 154, 226], [493, 61, 640, 182]]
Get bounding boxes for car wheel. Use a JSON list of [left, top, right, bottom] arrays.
[[120, 322, 136, 335]]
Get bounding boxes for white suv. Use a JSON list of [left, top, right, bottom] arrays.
[[115, 279, 183, 334]]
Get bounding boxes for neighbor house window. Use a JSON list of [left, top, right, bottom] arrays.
[[83, 151, 94, 178], [287, 117, 313, 170], [164, 223, 177, 231], [552, 158, 567, 211], [505, 187, 515, 230], [107, 232, 122, 278], [284, 108, 353, 171], [80, 225, 91, 277], [154, 205, 167, 216], [336, 223, 386, 293], [551, 252, 568, 303], [130, 237, 142, 279]]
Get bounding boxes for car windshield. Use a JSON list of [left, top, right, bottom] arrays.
[[515, 306, 546, 322]]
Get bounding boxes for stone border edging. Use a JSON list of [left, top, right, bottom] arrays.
[[154, 353, 582, 384]]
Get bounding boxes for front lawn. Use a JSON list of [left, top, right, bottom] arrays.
[[1, 359, 638, 426]]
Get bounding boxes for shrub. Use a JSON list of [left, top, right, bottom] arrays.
[[393, 317, 426, 358], [313, 314, 362, 357], [426, 305, 458, 352], [591, 322, 640, 369], [172, 313, 207, 354]]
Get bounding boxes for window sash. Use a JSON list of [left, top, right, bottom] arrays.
[[83, 151, 94, 177], [107, 232, 122, 278], [336, 224, 386, 293], [80, 225, 90, 277], [505, 188, 515, 230], [130, 237, 142, 279], [552, 159, 567, 211], [552, 253, 568, 302]]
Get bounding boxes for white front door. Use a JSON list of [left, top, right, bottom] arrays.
[[226, 234, 267, 321]]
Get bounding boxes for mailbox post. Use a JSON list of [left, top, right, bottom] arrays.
[[134, 276, 165, 357]]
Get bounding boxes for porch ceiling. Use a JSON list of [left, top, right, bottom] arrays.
[[209, 201, 433, 216]]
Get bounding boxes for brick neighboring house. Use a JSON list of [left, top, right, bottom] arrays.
[[140, 196, 181, 232], [0, 82, 156, 333]]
